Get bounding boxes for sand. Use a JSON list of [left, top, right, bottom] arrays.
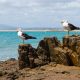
[[0, 60, 80, 80]]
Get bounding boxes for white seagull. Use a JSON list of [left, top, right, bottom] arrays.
[[61, 20, 80, 36], [17, 28, 36, 44]]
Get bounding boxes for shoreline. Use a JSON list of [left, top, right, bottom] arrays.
[[0, 30, 80, 32]]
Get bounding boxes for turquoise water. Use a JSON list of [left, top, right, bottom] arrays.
[[0, 31, 80, 61]]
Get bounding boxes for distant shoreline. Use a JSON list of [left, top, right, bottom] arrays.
[[0, 30, 80, 32]]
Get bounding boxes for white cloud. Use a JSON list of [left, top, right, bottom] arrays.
[[0, 0, 80, 28]]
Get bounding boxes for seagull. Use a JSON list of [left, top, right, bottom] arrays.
[[17, 28, 36, 44], [61, 20, 80, 36]]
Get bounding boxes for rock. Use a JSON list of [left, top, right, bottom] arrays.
[[63, 35, 80, 51], [17, 35, 80, 69], [0, 71, 7, 76], [37, 40, 50, 65], [53, 47, 70, 65], [0, 71, 4, 76], [44, 37, 61, 62], [37, 37, 61, 64], [7, 71, 20, 80], [63, 36, 69, 48], [67, 50, 79, 66], [55, 71, 70, 74], [18, 44, 31, 69], [63, 35, 80, 66], [7, 58, 16, 61], [18, 44, 37, 69]]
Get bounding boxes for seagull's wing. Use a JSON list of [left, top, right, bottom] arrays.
[[22, 33, 36, 39], [68, 23, 80, 30]]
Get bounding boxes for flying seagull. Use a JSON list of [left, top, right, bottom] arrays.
[[61, 20, 80, 36], [17, 28, 36, 44]]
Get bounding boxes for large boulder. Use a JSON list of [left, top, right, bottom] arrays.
[[63, 35, 80, 66], [37, 37, 61, 63], [18, 44, 37, 69]]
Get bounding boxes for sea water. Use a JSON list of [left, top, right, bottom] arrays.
[[0, 31, 80, 61]]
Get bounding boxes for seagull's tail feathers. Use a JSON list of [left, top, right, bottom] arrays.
[[77, 27, 80, 30], [28, 36, 37, 39], [76, 27, 80, 30], [31, 36, 37, 39]]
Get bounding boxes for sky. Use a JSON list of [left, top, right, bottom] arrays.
[[0, 0, 80, 29]]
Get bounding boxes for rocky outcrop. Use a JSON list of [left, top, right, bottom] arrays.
[[18, 44, 38, 69], [63, 35, 80, 66], [37, 35, 80, 66], [18, 35, 80, 69], [36, 37, 62, 64]]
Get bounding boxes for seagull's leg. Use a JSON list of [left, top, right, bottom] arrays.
[[23, 40, 24, 44], [68, 30, 69, 36], [75, 30, 78, 36]]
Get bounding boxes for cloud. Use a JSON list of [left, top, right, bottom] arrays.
[[0, 0, 78, 15], [0, 0, 80, 28]]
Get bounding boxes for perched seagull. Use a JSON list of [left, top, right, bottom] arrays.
[[61, 20, 80, 36], [17, 28, 36, 44]]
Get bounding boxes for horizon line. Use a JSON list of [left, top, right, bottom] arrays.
[[0, 29, 80, 32]]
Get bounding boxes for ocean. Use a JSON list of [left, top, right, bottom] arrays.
[[0, 31, 80, 61]]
